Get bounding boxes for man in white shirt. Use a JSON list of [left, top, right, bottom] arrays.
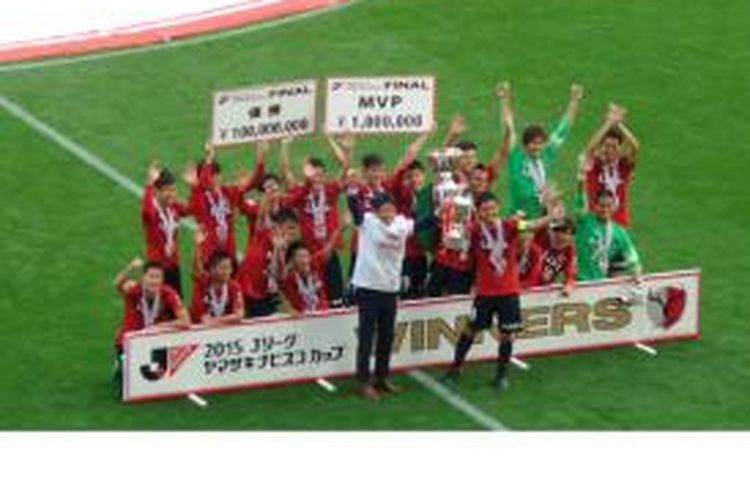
[[350, 192, 415, 400]]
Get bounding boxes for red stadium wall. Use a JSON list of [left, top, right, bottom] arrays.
[[0, 0, 348, 64]]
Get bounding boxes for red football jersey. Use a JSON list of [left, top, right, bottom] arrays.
[[116, 283, 184, 347], [281, 251, 330, 313], [188, 184, 244, 264], [286, 180, 342, 254], [585, 156, 635, 227], [141, 185, 188, 269], [471, 218, 521, 296], [190, 274, 244, 323], [237, 229, 284, 300], [536, 232, 577, 286], [518, 241, 544, 289]]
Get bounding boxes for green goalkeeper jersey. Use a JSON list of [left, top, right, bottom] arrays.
[[506, 116, 571, 218], [574, 187, 640, 281]]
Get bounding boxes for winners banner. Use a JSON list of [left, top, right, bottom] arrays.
[[123, 269, 700, 402], [211, 79, 317, 146], [324, 75, 436, 134]]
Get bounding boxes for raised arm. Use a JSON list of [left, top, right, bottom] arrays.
[[548, 84, 585, 153], [114, 257, 143, 295], [564, 84, 585, 125], [574, 154, 590, 216], [486, 82, 515, 177], [585, 104, 623, 158], [395, 131, 431, 171], [279, 137, 298, 188], [203, 141, 216, 166], [237, 141, 269, 192], [326, 134, 353, 171], [192, 227, 207, 281], [617, 121, 640, 163], [442, 114, 466, 148]]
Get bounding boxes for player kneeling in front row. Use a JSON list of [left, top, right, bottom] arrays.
[[190, 229, 245, 325], [112, 258, 190, 397], [444, 192, 554, 391]]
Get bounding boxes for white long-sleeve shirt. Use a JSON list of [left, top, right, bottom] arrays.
[[351, 212, 414, 293]]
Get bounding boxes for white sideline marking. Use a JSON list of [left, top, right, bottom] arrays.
[[187, 393, 209, 407], [315, 378, 337, 392], [0, 0, 366, 74], [409, 370, 509, 431], [510, 357, 530, 371], [634, 342, 658, 356], [0, 93, 508, 432]]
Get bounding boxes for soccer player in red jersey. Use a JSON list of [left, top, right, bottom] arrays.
[[518, 229, 543, 289], [190, 229, 245, 325], [535, 217, 578, 296], [142, 163, 189, 296], [583, 103, 640, 227], [185, 141, 268, 268], [239, 172, 290, 238], [281, 221, 349, 314], [444, 192, 554, 390], [237, 207, 300, 318], [426, 101, 513, 297], [112, 258, 190, 396], [278, 137, 351, 307]]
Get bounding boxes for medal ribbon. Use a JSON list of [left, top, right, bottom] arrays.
[[140, 292, 161, 327], [205, 189, 231, 243], [207, 283, 229, 317], [154, 198, 179, 257]]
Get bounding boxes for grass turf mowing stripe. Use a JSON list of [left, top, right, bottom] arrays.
[[0, 92, 508, 431], [409, 370, 509, 431], [0, 0, 366, 74]]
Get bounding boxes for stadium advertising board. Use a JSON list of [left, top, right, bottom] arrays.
[[211, 79, 317, 146], [324, 75, 436, 134], [123, 269, 700, 402]]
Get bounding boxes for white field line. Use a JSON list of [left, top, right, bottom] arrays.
[[0, 0, 365, 74], [0, 93, 509, 431]]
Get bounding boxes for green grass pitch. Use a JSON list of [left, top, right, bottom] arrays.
[[0, 0, 748, 429]]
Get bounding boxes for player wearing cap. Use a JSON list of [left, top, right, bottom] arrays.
[[444, 192, 554, 391]]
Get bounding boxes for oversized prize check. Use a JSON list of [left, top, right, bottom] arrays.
[[122, 269, 700, 402], [324, 75, 436, 134], [211, 79, 317, 146]]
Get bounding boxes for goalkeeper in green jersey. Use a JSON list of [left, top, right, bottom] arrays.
[[503, 83, 585, 218], [573, 159, 642, 282]]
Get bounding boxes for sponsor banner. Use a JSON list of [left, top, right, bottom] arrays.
[[324, 75, 435, 134], [123, 269, 700, 402], [211, 79, 317, 146]]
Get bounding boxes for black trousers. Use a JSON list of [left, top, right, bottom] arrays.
[[325, 251, 345, 307], [401, 255, 428, 299], [355, 287, 398, 384], [245, 294, 280, 318], [164, 265, 183, 298], [426, 261, 472, 297]]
